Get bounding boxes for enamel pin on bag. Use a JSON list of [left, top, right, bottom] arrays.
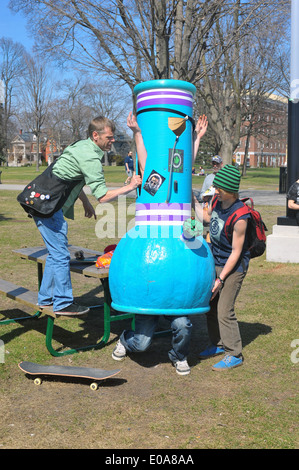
[[17, 163, 79, 218]]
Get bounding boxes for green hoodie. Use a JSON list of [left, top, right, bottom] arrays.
[[52, 138, 108, 219]]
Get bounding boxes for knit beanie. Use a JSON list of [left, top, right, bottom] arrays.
[[213, 164, 241, 193]]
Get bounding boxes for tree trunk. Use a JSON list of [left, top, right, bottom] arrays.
[[36, 133, 40, 171]]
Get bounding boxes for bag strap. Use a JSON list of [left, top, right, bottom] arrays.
[[211, 195, 218, 210], [240, 197, 254, 209], [224, 203, 250, 241], [210, 196, 250, 242]]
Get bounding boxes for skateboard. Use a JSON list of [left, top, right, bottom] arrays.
[[18, 361, 121, 391]]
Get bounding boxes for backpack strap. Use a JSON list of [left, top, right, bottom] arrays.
[[240, 197, 254, 209], [224, 203, 250, 242], [211, 195, 218, 210]]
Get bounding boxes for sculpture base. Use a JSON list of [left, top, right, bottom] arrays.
[[111, 302, 210, 316], [266, 224, 299, 263]]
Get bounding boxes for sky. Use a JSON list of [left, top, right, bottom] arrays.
[[0, 1, 35, 52]]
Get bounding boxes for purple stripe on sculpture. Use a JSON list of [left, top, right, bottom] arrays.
[[135, 215, 185, 222], [136, 203, 190, 211], [137, 98, 192, 110], [137, 90, 193, 99]]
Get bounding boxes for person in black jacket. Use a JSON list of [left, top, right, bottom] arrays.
[[287, 178, 299, 225]]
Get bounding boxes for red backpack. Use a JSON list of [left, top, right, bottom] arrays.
[[211, 196, 267, 258]]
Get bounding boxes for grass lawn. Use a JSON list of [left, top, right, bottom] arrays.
[[0, 172, 298, 450], [0, 164, 130, 186], [0, 164, 281, 190]]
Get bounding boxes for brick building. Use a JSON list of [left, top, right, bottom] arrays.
[[9, 130, 45, 166], [233, 94, 287, 168], [9, 130, 131, 167]]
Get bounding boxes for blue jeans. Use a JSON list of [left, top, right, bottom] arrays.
[[120, 314, 192, 362], [33, 210, 73, 311]]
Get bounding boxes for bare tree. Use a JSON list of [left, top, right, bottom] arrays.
[[20, 56, 52, 170], [42, 75, 131, 161], [0, 37, 27, 162], [56, 77, 91, 141], [49, 75, 130, 141], [83, 79, 130, 129], [238, 14, 289, 176], [9, 0, 290, 163], [9, 0, 265, 88], [195, 0, 290, 164]]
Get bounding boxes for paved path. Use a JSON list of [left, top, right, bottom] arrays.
[[239, 190, 286, 207], [1, 184, 286, 206], [192, 188, 286, 206], [0, 183, 140, 200]]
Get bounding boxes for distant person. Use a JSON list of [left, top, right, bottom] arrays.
[[201, 186, 215, 243], [195, 155, 223, 237], [287, 178, 299, 225], [124, 151, 135, 185], [199, 155, 223, 199], [199, 166, 205, 176]]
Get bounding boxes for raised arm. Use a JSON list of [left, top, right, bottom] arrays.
[[127, 112, 147, 176], [193, 115, 208, 163]]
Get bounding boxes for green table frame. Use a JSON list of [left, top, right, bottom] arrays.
[[6, 245, 135, 357]]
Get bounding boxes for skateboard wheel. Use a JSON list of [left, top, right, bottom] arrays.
[[34, 377, 42, 386], [90, 382, 98, 391]]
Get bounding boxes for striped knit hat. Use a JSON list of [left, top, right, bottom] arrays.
[[213, 164, 241, 193]]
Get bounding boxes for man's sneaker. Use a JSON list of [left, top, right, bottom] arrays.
[[212, 354, 243, 371], [199, 345, 225, 359], [112, 340, 127, 361], [54, 303, 90, 316], [173, 359, 191, 376]]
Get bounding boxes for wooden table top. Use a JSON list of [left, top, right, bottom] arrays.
[[13, 245, 109, 279]]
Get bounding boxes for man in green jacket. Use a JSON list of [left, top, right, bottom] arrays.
[[34, 116, 143, 316]]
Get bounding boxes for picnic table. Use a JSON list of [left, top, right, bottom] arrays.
[[0, 245, 135, 357]]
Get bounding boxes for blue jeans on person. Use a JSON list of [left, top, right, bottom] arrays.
[[120, 314, 192, 362], [33, 210, 73, 312]]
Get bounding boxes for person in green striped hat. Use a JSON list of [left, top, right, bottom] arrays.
[[212, 164, 241, 193], [194, 164, 250, 370]]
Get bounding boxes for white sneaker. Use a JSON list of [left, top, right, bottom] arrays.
[[112, 339, 127, 361], [173, 359, 191, 376]]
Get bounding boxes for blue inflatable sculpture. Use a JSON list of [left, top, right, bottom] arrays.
[[109, 79, 215, 315]]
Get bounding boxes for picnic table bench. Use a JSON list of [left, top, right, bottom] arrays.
[[0, 245, 135, 357]]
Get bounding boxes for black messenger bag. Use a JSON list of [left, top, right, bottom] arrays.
[[17, 163, 79, 218]]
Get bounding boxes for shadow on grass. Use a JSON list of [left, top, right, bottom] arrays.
[[0, 301, 271, 367], [112, 315, 272, 369], [0, 213, 14, 222], [0, 303, 129, 355]]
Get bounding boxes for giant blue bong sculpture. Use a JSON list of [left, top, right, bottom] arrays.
[[109, 79, 215, 315]]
